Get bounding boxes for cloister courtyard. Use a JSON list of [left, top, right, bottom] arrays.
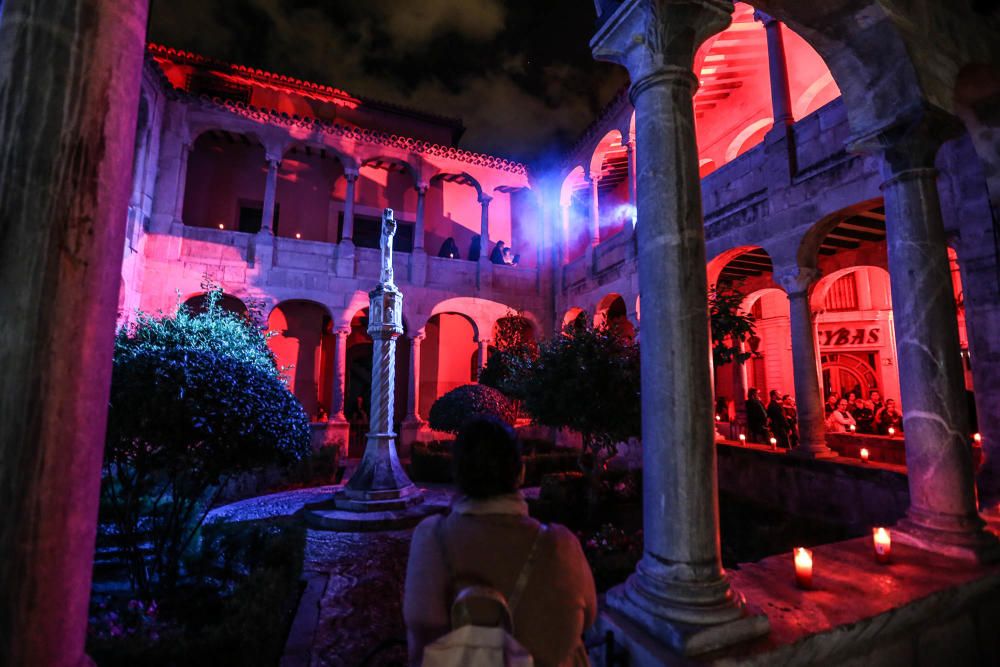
[[3, 1, 1000, 666]]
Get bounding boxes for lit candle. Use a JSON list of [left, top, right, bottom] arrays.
[[738, 434, 746, 445], [860, 447, 869, 463], [849, 424, 856, 432], [888, 427, 895, 437], [770, 437, 777, 449], [872, 527, 891, 564], [218, 223, 225, 229], [974, 433, 982, 444], [793, 547, 813, 589], [295, 232, 302, 239], [716, 415, 721, 422]]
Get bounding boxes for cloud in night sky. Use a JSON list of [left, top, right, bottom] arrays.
[[148, 0, 628, 168]]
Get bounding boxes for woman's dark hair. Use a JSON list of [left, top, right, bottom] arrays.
[[452, 415, 522, 499]]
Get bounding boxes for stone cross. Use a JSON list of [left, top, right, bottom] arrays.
[[380, 207, 396, 287]]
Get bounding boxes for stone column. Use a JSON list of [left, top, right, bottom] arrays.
[[170, 142, 190, 222], [478, 193, 492, 257], [754, 11, 793, 127], [477, 339, 491, 375], [592, 0, 767, 654], [414, 184, 428, 252], [589, 173, 601, 246], [329, 329, 349, 421], [404, 334, 425, 424], [0, 1, 150, 665], [870, 126, 998, 561], [261, 154, 281, 234], [308, 209, 431, 530], [625, 139, 637, 209], [342, 169, 359, 243], [778, 268, 835, 457], [560, 204, 571, 264]]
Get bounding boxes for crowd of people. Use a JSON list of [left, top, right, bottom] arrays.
[[823, 389, 903, 435], [437, 236, 520, 266], [745, 388, 799, 448], [743, 387, 904, 447]]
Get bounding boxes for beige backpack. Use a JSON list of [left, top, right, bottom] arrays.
[[421, 516, 546, 667]]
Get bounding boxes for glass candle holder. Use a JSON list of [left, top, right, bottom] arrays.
[[860, 448, 869, 463], [793, 547, 813, 589], [872, 527, 891, 564]]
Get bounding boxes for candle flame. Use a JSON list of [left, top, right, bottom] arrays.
[[794, 547, 812, 568], [860, 447, 869, 461], [974, 432, 982, 444]]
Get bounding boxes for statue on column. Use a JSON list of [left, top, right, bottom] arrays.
[[380, 208, 396, 287], [305, 208, 433, 531]]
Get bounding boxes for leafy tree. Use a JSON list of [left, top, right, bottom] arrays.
[[709, 285, 757, 367], [103, 288, 311, 596], [520, 314, 641, 499], [478, 310, 538, 412], [428, 384, 516, 434]]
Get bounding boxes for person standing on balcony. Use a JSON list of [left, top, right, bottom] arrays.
[[746, 388, 768, 443]]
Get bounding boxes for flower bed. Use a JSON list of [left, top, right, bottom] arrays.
[[87, 517, 305, 667]]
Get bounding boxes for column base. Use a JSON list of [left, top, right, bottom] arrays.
[[894, 511, 1000, 564], [605, 577, 769, 657]]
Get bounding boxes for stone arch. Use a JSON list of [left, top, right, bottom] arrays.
[[420, 310, 480, 417], [182, 292, 250, 318], [724, 117, 774, 163], [267, 299, 334, 419], [589, 129, 624, 177], [595, 293, 635, 340], [359, 155, 419, 186], [797, 198, 885, 269], [182, 130, 268, 232], [561, 306, 587, 332]]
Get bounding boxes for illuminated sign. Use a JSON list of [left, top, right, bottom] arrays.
[[818, 326, 880, 347]]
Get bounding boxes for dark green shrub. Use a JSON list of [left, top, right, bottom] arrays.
[[428, 384, 516, 434], [103, 287, 311, 596]]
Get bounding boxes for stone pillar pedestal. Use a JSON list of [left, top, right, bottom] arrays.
[[336, 170, 358, 277], [778, 267, 836, 458], [401, 333, 425, 458], [866, 127, 999, 562], [306, 210, 435, 531], [591, 0, 768, 656]]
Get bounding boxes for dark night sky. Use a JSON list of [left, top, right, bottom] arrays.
[[149, 0, 629, 169]]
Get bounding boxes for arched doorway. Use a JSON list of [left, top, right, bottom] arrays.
[[183, 292, 249, 319], [595, 294, 635, 340], [420, 312, 478, 419], [267, 300, 332, 420], [343, 307, 410, 456]]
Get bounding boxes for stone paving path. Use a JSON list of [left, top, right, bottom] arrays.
[[208, 484, 543, 666], [206, 485, 462, 666]]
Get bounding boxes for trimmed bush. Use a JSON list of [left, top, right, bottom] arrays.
[[104, 287, 311, 596], [428, 384, 516, 434]]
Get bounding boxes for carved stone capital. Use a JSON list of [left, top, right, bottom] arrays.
[[478, 193, 493, 205], [775, 266, 821, 297], [591, 0, 732, 91], [265, 154, 282, 168], [416, 182, 429, 195], [344, 168, 360, 182]]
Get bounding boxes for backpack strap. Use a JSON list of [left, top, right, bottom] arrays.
[[507, 524, 546, 614], [434, 514, 455, 590]]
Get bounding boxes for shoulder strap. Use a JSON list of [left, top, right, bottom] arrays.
[[507, 524, 546, 614]]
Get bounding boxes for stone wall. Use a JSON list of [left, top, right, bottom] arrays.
[[717, 442, 910, 530]]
